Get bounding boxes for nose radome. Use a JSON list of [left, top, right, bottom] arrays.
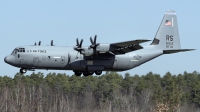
[[4, 55, 15, 64]]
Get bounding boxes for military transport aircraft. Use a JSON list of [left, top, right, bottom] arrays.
[[4, 10, 195, 76]]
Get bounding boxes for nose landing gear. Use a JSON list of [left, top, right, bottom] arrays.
[[19, 68, 27, 74]]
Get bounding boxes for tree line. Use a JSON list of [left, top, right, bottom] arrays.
[[0, 71, 200, 112]]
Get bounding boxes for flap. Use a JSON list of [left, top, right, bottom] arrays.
[[111, 45, 143, 55], [110, 39, 151, 55], [110, 39, 151, 48]]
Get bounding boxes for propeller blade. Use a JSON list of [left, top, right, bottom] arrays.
[[90, 37, 94, 45], [80, 39, 83, 47], [76, 38, 79, 46], [38, 41, 41, 46], [94, 35, 97, 44], [51, 40, 53, 46]]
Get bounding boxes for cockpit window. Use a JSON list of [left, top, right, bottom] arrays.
[[18, 48, 25, 52], [11, 48, 25, 55], [11, 49, 18, 55], [11, 50, 15, 55]]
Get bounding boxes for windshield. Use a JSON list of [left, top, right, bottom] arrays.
[[11, 49, 18, 55]]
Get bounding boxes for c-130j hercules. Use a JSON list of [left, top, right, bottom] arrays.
[[4, 10, 195, 76]]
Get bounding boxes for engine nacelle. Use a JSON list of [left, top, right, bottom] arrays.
[[81, 44, 110, 56], [96, 44, 110, 53]]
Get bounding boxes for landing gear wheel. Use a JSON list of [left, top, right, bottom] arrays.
[[83, 71, 89, 76], [20, 68, 27, 74], [88, 71, 94, 75], [95, 71, 102, 75], [74, 71, 82, 76]]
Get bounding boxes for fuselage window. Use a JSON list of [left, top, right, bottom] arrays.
[[15, 49, 18, 54]]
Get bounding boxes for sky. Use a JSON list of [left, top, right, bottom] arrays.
[[0, 0, 199, 77]]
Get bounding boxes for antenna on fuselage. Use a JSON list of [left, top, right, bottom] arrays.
[[38, 41, 41, 46], [51, 40, 54, 46], [33, 41, 41, 46]]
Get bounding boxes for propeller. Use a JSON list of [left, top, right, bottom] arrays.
[[34, 42, 37, 46], [89, 35, 99, 55], [74, 38, 84, 53], [51, 40, 54, 46]]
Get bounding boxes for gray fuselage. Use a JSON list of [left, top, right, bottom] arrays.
[[5, 45, 163, 72]]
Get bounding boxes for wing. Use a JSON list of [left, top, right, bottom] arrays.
[[110, 39, 151, 55]]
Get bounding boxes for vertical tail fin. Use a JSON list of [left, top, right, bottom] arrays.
[[151, 10, 181, 50]]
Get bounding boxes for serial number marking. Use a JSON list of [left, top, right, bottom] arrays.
[[166, 35, 174, 48]]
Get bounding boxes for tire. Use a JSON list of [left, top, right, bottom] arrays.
[[88, 71, 94, 75], [95, 71, 102, 75], [20, 68, 27, 74], [74, 71, 82, 76], [83, 71, 89, 76]]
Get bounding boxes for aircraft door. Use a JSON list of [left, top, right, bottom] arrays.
[[16, 54, 24, 64], [112, 57, 119, 68], [33, 57, 39, 66], [60, 56, 65, 64]]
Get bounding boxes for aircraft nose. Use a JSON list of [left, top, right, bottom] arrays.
[[4, 55, 15, 64]]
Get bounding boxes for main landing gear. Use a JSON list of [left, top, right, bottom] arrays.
[[95, 71, 102, 75], [74, 71, 102, 76], [19, 68, 27, 74]]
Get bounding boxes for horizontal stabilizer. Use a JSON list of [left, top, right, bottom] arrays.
[[163, 49, 196, 54]]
